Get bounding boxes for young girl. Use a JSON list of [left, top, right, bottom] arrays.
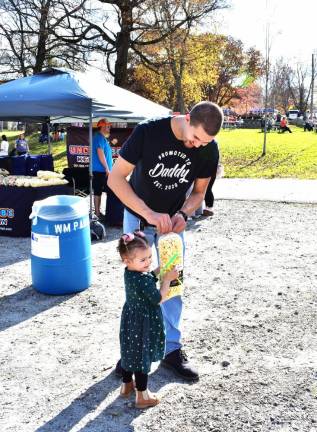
[[117, 230, 178, 409]]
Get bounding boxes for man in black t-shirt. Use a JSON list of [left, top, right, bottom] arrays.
[[108, 101, 223, 381]]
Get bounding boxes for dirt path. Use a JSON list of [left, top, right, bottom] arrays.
[[1, 200, 316, 432]]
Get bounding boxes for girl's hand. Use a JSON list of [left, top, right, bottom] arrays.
[[160, 266, 181, 303], [163, 267, 179, 283]]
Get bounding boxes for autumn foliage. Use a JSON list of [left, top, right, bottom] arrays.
[[128, 32, 263, 112]]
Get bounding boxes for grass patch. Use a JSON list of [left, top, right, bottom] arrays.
[[3, 126, 317, 178], [29, 134, 67, 172], [219, 127, 317, 179], [3, 130, 68, 173]]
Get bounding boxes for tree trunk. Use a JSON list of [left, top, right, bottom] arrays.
[[33, 1, 50, 74], [170, 55, 185, 113], [174, 75, 185, 113], [114, 4, 132, 88]]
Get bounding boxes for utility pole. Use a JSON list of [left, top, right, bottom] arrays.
[[262, 21, 269, 157], [311, 53, 315, 120]]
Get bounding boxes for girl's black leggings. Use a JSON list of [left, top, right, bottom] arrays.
[[122, 367, 148, 391]]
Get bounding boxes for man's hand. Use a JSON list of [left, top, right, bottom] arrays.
[[146, 211, 172, 234], [171, 212, 187, 233]]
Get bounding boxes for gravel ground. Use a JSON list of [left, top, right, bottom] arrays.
[[1, 199, 316, 432]]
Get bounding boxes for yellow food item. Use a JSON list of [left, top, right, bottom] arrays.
[[158, 233, 184, 299], [37, 170, 64, 180]]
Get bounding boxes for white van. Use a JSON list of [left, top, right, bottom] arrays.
[[288, 109, 300, 120]]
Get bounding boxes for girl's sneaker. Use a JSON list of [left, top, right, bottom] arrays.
[[135, 389, 160, 409]]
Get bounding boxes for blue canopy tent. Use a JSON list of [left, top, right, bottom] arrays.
[[0, 68, 172, 216], [0, 67, 171, 121]]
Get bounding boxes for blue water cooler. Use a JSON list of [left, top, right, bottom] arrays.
[[30, 195, 92, 295]]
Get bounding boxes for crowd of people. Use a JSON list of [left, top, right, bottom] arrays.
[[38, 124, 66, 143], [260, 111, 317, 134], [260, 112, 293, 133], [0, 133, 30, 156]]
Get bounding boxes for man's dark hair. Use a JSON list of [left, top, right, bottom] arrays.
[[190, 101, 224, 136]]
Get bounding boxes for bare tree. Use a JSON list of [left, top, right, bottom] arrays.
[[269, 58, 292, 112], [0, 0, 229, 91], [74, 0, 229, 88], [269, 58, 317, 114], [287, 63, 312, 114], [0, 0, 88, 78]]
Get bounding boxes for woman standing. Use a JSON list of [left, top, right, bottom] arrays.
[[0, 135, 9, 156], [15, 134, 29, 155]]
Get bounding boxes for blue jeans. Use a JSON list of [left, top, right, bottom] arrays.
[[123, 209, 185, 355]]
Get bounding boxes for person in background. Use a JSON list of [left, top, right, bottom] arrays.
[[15, 134, 29, 155], [60, 128, 65, 140], [280, 116, 292, 133], [52, 124, 60, 142], [188, 143, 221, 219], [203, 172, 217, 217], [267, 116, 273, 132], [39, 123, 49, 144], [203, 157, 224, 217], [0, 134, 9, 156], [304, 118, 313, 132], [92, 118, 113, 219]]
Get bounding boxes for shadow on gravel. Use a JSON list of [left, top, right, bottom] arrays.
[[75, 366, 190, 432], [35, 372, 123, 432], [0, 285, 75, 332], [0, 237, 30, 268], [34, 366, 190, 432], [0, 227, 122, 269]]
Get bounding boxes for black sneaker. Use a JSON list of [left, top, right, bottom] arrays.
[[98, 213, 106, 222], [161, 349, 199, 382], [114, 359, 123, 378]]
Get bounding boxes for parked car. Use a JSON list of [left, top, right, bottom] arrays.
[[287, 109, 300, 120]]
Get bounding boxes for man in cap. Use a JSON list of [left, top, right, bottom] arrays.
[[92, 118, 113, 219]]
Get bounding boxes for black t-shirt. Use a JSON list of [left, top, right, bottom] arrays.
[[119, 117, 219, 216]]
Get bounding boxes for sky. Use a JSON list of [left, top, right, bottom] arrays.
[[217, 0, 317, 65]]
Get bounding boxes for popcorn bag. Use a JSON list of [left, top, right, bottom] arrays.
[[158, 233, 184, 300]]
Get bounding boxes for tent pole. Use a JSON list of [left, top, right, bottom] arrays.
[[89, 113, 93, 219], [47, 120, 51, 155]]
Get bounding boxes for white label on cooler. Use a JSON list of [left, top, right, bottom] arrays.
[[31, 233, 60, 259]]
